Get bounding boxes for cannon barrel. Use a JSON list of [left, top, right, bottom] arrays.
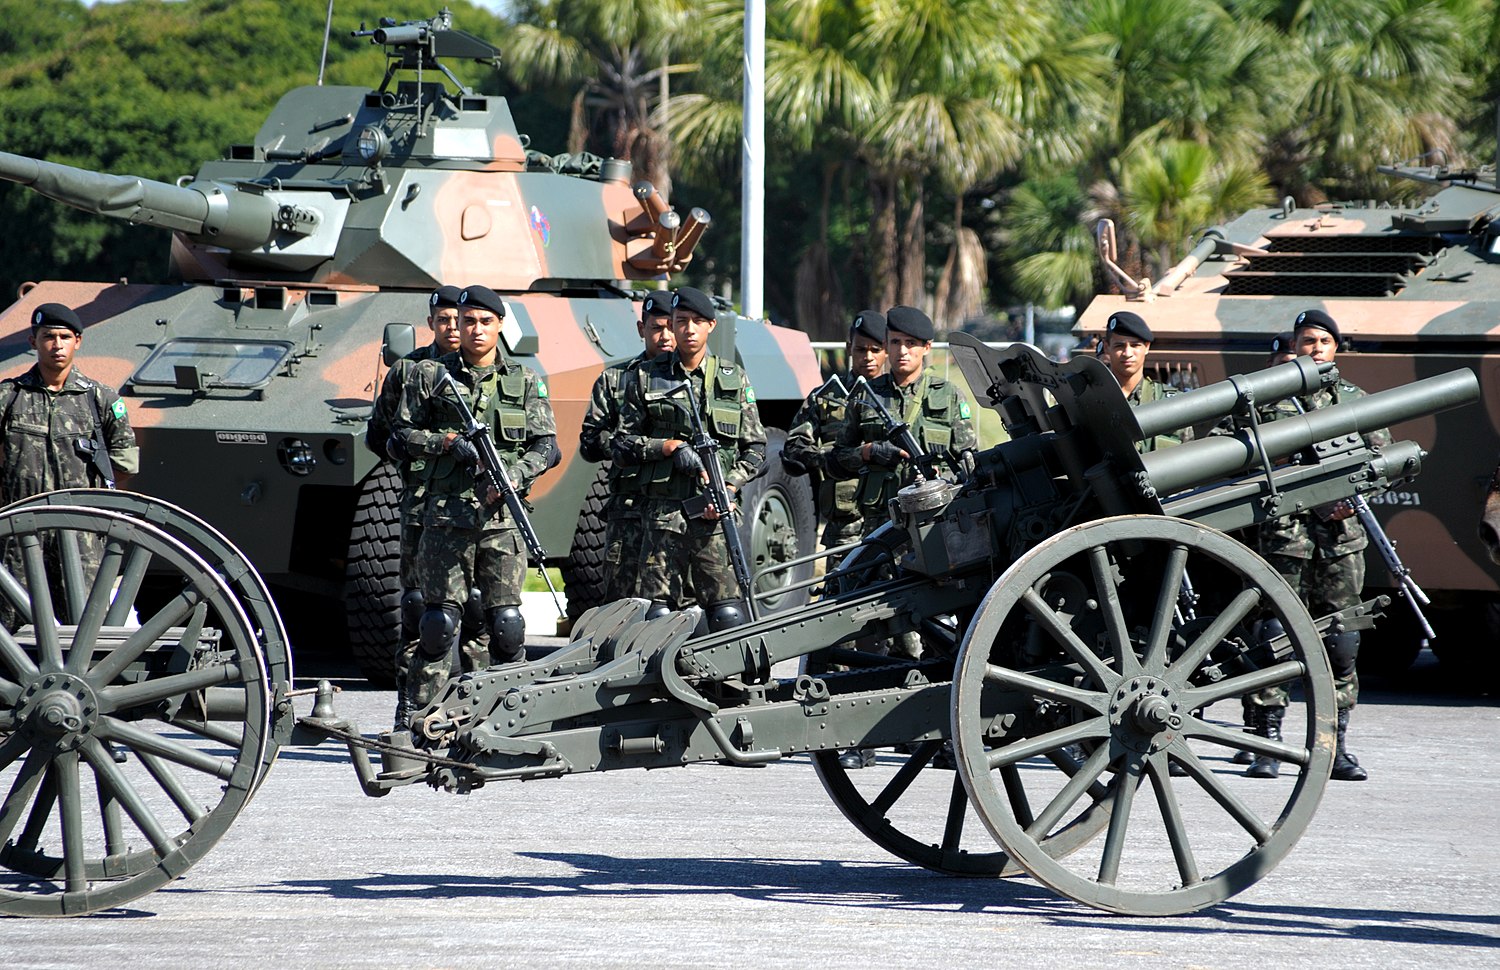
[[1140, 368, 1479, 494], [0, 151, 287, 250], [1133, 356, 1333, 439]]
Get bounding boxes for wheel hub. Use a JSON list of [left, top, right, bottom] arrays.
[[1108, 677, 1182, 754], [17, 673, 98, 745]]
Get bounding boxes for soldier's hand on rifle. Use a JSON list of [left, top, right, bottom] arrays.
[[672, 442, 707, 482], [446, 434, 479, 469], [703, 486, 736, 521], [864, 440, 907, 468]]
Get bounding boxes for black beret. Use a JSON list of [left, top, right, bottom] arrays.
[[642, 289, 674, 317], [671, 286, 717, 321], [1293, 308, 1339, 344], [885, 305, 934, 342], [458, 285, 507, 319], [1106, 310, 1153, 343], [31, 303, 82, 335], [850, 309, 886, 344], [429, 285, 462, 311], [1270, 330, 1295, 355]]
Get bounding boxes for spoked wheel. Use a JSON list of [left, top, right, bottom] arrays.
[[952, 515, 1335, 915], [807, 526, 1109, 877], [0, 503, 269, 917]]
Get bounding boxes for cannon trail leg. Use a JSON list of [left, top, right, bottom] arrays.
[[952, 515, 1335, 915]]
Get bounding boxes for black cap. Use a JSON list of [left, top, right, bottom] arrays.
[[458, 285, 507, 319], [642, 290, 674, 318], [850, 309, 886, 344], [885, 305, 934, 341], [1270, 330, 1295, 355], [1105, 310, 1153, 343], [31, 303, 82, 335], [671, 286, 717, 320], [1293, 308, 1339, 344], [428, 285, 462, 312]]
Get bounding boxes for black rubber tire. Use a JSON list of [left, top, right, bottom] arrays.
[[561, 462, 612, 623], [344, 462, 403, 687], [738, 429, 817, 614]]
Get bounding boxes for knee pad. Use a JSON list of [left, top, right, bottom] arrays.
[[400, 589, 424, 639], [418, 604, 461, 658], [1326, 630, 1360, 679], [488, 605, 526, 661], [644, 602, 673, 621], [707, 599, 748, 632], [1255, 617, 1287, 647], [462, 586, 484, 638]]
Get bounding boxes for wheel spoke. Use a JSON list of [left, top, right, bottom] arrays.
[[1019, 589, 1114, 687], [97, 773, 129, 860], [1142, 544, 1189, 671], [57, 527, 87, 625], [65, 538, 127, 676], [97, 717, 238, 782], [171, 716, 245, 750], [988, 716, 1108, 769], [81, 737, 175, 856], [0, 557, 34, 627], [21, 534, 64, 673], [86, 587, 203, 687], [0, 623, 39, 683], [1169, 587, 1261, 676], [103, 543, 153, 627], [137, 750, 207, 825], [99, 662, 245, 714], [0, 727, 31, 773], [1147, 752, 1201, 887], [983, 664, 1106, 714], [940, 773, 968, 853], [1187, 714, 1310, 766], [1097, 753, 1143, 886], [1183, 659, 1306, 709], [999, 765, 1033, 828], [1176, 755, 1273, 844], [1026, 742, 1112, 839], [0, 743, 49, 846], [14, 765, 59, 858], [1087, 544, 1138, 678], [54, 750, 87, 892], [868, 741, 939, 817]]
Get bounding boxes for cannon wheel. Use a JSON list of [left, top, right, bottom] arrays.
[[952, 515, 1336, 915], [808, 526, 1112, 877], [0, 503, 269, 917]]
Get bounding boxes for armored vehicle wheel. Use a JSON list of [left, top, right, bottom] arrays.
[[344, 462, 402, 687], [560, 463, 611, 622], [0, 504, 269, 916], [952, 516, 1336, 915], [740, 430, 816, 614]]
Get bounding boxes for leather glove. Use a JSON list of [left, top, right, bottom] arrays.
[[868, 440, 905, 468], [780, 452, 809, 476], [448, 437, 479, 467], [673, 446, 705, 476]]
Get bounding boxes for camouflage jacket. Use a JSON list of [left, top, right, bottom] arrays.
[[579, 353, 650, 468], [391, 351, 557, 528], [1258, 377, 1392, 558], [613, 352, 767, 500], [831, 369, 977, 516], [370, 341, 444, 476], [0, 365, 138, 504], [783, 371, 860, 519], [1127, 375, 1194, 453]]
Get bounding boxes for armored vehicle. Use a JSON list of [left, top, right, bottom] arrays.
[[0, 341, 1477, 917], [1080, 162, 1500, 682], [0, 12, 821, 682]]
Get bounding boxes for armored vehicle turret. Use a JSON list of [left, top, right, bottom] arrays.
[[0, 11, 821, 681]]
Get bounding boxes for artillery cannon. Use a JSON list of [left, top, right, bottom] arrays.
[[0, 343, 1477, 917]]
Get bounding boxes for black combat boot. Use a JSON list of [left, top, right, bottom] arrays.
[[1331, 707, 1368, 781], [837, 748, 876, 769], [1246, 706, 1283, 779], [1231, 702, 1256, 765], [392, 691, 410, 731]]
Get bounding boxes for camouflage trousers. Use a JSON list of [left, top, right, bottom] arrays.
[[821, 513, 867, 551], [0, 531, 105, 633], [636, 500, 738, 610], [394, 493, 487, 705], [604, 494, 648, 601], [1250, 548, 1366, 710]]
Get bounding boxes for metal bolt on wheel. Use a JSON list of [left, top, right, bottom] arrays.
[[952, 516, 1336, 915]]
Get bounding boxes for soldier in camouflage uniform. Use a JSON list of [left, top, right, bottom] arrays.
[[782, 310, 887, 549], [1100, 311, 1194, 452], [579, 290, 675, 601], [613, 286, 767, 630], [389, 285, 560, 716], [0, 303, 138, 627], [1247, 309, 1389, 782]]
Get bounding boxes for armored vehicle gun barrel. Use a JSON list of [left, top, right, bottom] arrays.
[[0, 151, 315, 251]]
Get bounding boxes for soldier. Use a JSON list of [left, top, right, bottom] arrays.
[[612, 285, 767, 629], [0, 303, 139, 625], [579, 290, 676, 601], [389, 285, 560, 717], [1100, 310, 1192, 452], [1268, 330, 1296, 366], [1247, 308, 1388, 782], [781, 310, 888, 550]]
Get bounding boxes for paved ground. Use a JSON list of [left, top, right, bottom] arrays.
[[4, 652, 1497, 969]]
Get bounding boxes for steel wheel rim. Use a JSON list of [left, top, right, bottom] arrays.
[[952, 515, 1335, 915], [0, 505, 268, 916], [748, 484, 799, 609]]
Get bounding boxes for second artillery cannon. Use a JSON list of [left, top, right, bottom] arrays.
[[0, 339, 1478, 917]]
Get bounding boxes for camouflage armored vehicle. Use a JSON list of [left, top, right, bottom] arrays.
[[1079, 161, 1500, 682], [0, 11, 821, 681]]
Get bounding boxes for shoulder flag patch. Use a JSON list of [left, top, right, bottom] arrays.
[[958, 400, 971, 420], [536, 378, 549, 399], [744, 386, 756, 404], [112, 398, 128, 420]]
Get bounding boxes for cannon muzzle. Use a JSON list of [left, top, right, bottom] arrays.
[[1140, 368, 1480, 495], [0, 151, 312, 250]]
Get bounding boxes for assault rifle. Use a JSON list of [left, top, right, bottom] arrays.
[[663, 380, 758, 621], [847, 376, 961, 479], [435, 372, 565, 619]]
